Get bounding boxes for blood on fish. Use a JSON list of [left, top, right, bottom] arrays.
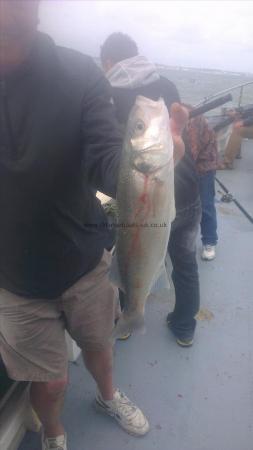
[[140, 193, 148, 203], [151, 178, 165, 218], [125, 175, 151, 271], [134, 175, 151, 221], [124, 225, 142, 272]]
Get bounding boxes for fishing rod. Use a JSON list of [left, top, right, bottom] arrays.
[[213, 109, 253, 132], [235, 104, 253, 118], [189, 93, 233, 119], [213, 117, 234, 133], [215, 177, 253, 224], [242, 116, 253, 127]]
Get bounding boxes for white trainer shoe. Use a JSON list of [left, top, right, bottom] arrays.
[[201, 245, 216, 261], [95, 388, 150, 436], [42, 433, 67, 450]]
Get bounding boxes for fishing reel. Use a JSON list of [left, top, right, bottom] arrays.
[[220, 192, 233, 203]]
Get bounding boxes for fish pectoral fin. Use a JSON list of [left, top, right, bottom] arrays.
[[112, 312, 146, 338]]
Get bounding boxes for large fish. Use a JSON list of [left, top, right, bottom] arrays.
[[112, 95, 175, 336]]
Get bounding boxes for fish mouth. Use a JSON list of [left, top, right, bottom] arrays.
[[133, 160, 153, 174], [131, 146, 173, 174], [132, 159, 172, 174], [131, 141, 164, 153]]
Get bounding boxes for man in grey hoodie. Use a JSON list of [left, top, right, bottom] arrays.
[[101, 33, 201, 347]]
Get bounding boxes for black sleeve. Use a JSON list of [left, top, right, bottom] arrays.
[[81, 59, 123, 199], [159, 76, 181, 110]]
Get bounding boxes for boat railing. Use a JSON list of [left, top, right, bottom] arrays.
[[194, 80, 253, 108]]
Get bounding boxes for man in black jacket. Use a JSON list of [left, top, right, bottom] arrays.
[[101, 33, 201, 348], [0, 3, 150, 449]]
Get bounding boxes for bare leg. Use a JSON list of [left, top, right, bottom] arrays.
[[223, 130, 242, 167], [237, 125, 253, 140], [83, 347, 114, 401], [30, 378, 67, 438], [83, 347, 150, 437], [222, 125, 253, 167]]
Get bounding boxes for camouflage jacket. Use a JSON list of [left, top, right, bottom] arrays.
[[186, 115, 218, 174]]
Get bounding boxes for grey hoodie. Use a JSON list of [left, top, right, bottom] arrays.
[[106, 55, 160, 89]]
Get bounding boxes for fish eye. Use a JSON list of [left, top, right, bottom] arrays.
[[134, 120, 145, 134]]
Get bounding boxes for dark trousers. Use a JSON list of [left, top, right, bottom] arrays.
[[199, 170, 218, 246], [168, 199, 201, 340]]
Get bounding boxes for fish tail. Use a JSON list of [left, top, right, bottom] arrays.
[[113, 312, 145, 338]]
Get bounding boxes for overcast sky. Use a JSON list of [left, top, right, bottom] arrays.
[[39, 1, 253, 73]]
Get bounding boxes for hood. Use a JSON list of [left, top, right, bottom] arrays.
[[106, 55, 160, 89]]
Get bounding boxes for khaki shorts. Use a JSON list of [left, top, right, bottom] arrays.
[[0, 251, 117, 382]]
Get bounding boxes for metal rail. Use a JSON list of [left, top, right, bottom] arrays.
[[194, 80, 253, 108]]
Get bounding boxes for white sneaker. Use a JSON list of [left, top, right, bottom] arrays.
[[201, 245, 216, 261], [95, 388, 150, 436], [42, 432, 67, 450]]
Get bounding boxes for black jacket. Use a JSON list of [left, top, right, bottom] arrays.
[[0, 33, 122, 298], [111, 76, 199, 211]]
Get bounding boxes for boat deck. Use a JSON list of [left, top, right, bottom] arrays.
[[18, 140, 253, 450]]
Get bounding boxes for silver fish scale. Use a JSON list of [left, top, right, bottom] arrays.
[[113, 96, 175, 334]]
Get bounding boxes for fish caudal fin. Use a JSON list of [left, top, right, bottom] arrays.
[[113, 312, 145, 339]]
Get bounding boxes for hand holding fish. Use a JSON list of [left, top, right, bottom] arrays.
[[170, 103, 189, 165]]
